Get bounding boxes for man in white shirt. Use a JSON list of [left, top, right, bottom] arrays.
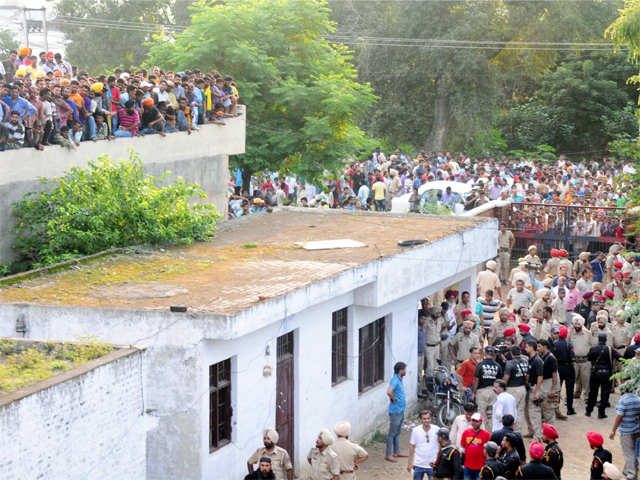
[[449, 403, 475, 450], [407, 410, 440, 479], [491, 380, 517, 432]]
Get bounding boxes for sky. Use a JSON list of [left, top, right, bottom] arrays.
[[0, 0, 66, 53]]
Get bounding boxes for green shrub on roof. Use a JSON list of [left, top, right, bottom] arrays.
[[11, 151, 221, 270]]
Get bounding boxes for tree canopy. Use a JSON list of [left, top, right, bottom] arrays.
[[147, 0, 376, 182]]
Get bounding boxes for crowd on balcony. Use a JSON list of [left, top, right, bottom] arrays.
[[0, 47, 239, 152]]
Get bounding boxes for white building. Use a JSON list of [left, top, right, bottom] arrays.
[[0, 209, 497, 479]]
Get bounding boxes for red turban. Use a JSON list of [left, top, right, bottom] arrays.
[[542, 423, 559, 440], [446, 290, 459, 299], [559, 249, 569, 257], [529, 441, 545, 459], [634, 333, 640, 343], [558, 326, 568, 339], [518, 323, 531, 333], [508, 313, 516, 320], [550, 248, 559, 258], [604, 290, 615, 299], [586, 431, 604, 448], [614, 272, 623, 280], [614, 261, 623, 269], [503, 328, 516, 338], [461, 309, 472, 318]]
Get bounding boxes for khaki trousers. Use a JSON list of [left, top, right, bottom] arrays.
[[499, 252, 511, 283], [426, 345, 439, 374], [510, 385, 527, 431], [476, 387, 497, 431], [541, 378, 558, 424], [526, 389, 543, 442], [574, 361, 591, 399]]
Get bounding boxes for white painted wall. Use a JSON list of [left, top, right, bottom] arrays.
[[0, 350, 146, 480]]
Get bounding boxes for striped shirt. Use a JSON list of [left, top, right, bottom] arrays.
[[478, 297, 503, 330], [616, 393, 640, 435], [117, 108, 140, 135]]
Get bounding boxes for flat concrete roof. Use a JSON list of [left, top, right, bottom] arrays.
[[0, 209, 488, 316]]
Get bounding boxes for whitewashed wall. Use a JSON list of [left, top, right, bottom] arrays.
[[0, 349, 146, 480]]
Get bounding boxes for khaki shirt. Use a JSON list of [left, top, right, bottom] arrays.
[[308, 447, 340, 480], [591, 325, 614, 347], [568, 328, 592, 356], [451, 332, 481, 361], [477, 270, 500, 297], [454, 302, 473, 326], [558, 258, 573, 277], [425, 316, 445, 345], [611, 323, 631, 348], [249, 446, 293, 480], [488, 320, 516, 344], [530, 298, 549, 320], [331, 437, 367, 477], [544, 257, 560, 276], [499, 230, 514, 249]]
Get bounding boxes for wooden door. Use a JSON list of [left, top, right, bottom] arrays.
[[276, 331, 295, 465]]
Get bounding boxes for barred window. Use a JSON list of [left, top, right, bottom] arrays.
[[358, 317, 385, 392], [332, 307, 348, 385], [209, 358, 232, 451]]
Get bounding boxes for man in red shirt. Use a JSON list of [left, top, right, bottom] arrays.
[[460, 413, 490, 479], [456, 347, 481, 403]]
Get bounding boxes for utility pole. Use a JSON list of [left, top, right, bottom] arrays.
[[23, 8, 29, 48], [41, 7, 48, 52]]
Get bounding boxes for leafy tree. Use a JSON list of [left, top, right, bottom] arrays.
[[0, 30, 18, 56], [54, 0, 187, 73], [499, 52, 638, 152], [11, 152, 220, 269], [328, 0, 622, 151], [147, 0, 376, 183]]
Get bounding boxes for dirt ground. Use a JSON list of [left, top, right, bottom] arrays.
[[356, 395, 625, 480]]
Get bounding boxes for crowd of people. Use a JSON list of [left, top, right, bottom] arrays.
[[228, 148, 632, 249], [0, 47, 239, 151], [406, 241, 640, 479]]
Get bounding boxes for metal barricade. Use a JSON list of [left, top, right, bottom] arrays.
[[501, 202, 628, 262]]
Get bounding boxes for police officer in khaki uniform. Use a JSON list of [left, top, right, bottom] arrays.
[[307, 429, 340, 480], [332, 421, 368, 479], [426, 306, 446, 373], [611, 310, 631, 357], [488, 308, 517, 346], [567, 315, 591, 401], [590, 312, 614, 347], [450, 320, 482, 366], [498, 224, 515, 284], [247, 429, 293, 480]]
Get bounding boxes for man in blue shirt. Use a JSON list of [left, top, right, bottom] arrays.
[[3, 85, 36, 124], [386, 361, 407, 462], [610, 382, 640, 480], [590, 252, 606, 283]]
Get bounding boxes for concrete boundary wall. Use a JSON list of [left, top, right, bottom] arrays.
[[0, 108, 246, 262]]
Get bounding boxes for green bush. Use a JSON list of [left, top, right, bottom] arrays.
[[11, 152, 221, 269]]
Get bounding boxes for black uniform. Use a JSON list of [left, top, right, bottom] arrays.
[[590, 446, 612, 480], [479, 458, 505, 479], [515, 460, 558, 479], [475, 358, 503, 389], [586, 344, 620, 417], [575, 302, 592, 326], [543, 441, 563, 480], [504, 357, 530, 388], [490, 428, 526, 464], [552, 338, 576, 413], [498, 448, 520, 479], [528, 354, 544, 391], [434, 444, 463, 480]]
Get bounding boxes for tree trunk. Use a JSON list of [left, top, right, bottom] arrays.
[[425, 75, 450, 152], [241, 168, 252, 195]]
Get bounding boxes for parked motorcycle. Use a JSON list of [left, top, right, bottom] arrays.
[[418, 364, 464, 427]]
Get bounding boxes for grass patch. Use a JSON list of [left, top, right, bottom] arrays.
[[241, 242, 258, 249], [0, 340, 114, 395]]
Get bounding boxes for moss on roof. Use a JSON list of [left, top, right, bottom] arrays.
[[0, 339, 114, 395]]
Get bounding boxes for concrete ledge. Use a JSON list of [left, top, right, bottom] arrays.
[[0, 338, 143, 407]]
